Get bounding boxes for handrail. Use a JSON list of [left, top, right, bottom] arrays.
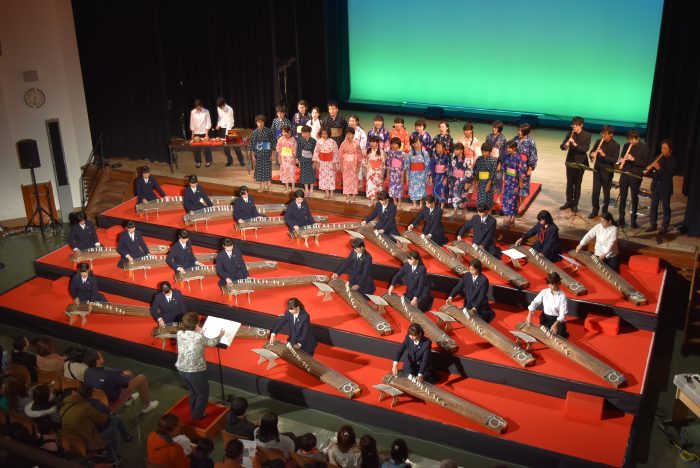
[[79, 132, 104, 210]]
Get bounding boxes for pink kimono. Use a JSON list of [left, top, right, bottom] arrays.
[[313, 138, 338, 191], [276, 135, 297, 184], [364, 149, 385, 199], [339, 139, 362, 195]]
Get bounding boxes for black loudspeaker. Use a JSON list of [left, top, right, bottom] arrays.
[[424, 106, 445, 120], [17, 139, 41, 169]]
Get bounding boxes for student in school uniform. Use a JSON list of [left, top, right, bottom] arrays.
[[332, 239, 376, 295], [134, 166, 166, 202]]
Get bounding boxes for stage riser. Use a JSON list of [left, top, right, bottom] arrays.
[[34, 261, 643, 415], [98, 213, 661, 331], [0, 304, 619, 468]]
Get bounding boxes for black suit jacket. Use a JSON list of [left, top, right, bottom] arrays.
[[183, 186, 213, 213], [520, 222, 560, 262], [69, 273, 107, 303], [620, 142, 650, 177], [134, 176, 166, 202], [590, 138, 620, 171], [69, 221, 100, 251], [449, 273, 492, 313], [284, 201, 314, 232], [364, 202, 399, 237], [166, 241, 197, 271], [116, 231, 150, 268], [271, 309, 317, 355], [233, 195, 260, 221], [410, 206, 447, 245], [150, 290, 187, 323], [335, 251, 376, 295], [457, 215, 500, 257], [215, 248, 249, 286], [650, 156, 676, 193], [391, 263, 431, 303], [394, 336, 432, 377], [560, 130, 591, 164]]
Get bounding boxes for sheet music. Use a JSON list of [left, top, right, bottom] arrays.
[[201, 316, 241, 347], [502, 248, 527, 260]]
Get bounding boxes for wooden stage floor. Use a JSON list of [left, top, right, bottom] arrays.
[[106, 111, 694, 254]]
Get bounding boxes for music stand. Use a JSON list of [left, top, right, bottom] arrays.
[[215, 344, 228, 403], [24, 166, 59, 239], [563, 162, 595, 227]]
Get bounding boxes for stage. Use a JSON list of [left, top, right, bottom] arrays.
[[0, 188, 675, 467]]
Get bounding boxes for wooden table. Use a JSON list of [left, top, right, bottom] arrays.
[[671, 373, 700, 421], [168, 128, 253, 174]]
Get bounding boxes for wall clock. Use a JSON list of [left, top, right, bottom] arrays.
[[24, 88, 46, 109]]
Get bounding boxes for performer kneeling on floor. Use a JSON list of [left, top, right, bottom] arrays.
[[150, 281, 187, 327], [575, 212, 619, 271], [117, 221, 150, 268], [446, 259, 495, 323], [514, 210, 561, 261], [284, 189, 315, 234], [69, 212, 101, 252], [184, 175, 213, 214], [270, 298, 317, 356], [526, 272, 569, 338], [456, 204, 501, 259], [362, 190, 399, 239], [392, 323, 435, 383], [387, 251, 434, 312], [135, 165, 166, 203], [233, 186, 260, 224], [332, 238, 376, 295], [216, 238, 249, 287], [407, 195, 448, 245], [70, 263, 107, 304], [166, 230, 204, 273]]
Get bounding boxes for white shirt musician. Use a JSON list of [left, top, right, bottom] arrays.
[[576, 212, 619, 271], [527, 272, 569, 338]]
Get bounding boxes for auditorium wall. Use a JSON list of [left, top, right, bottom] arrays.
[[0, 0, 91, 221]]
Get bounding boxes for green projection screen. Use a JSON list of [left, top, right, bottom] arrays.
[[347, 0, 664, 124]]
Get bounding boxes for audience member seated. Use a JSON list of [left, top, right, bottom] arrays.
[[11, 335, 37, 382], [80, 383, 134, 445], [254, 411, 296, 460], [380, 439, 410, 468], [4, 374, 31, 412], [215, 439, 244, 468], [327, 425, 361, 468], [83, 351, 158, 414], [147, 413, 192, 468], [64, 347, 89, 382], [191, 437, 215, 468], [59, 384, 118, 462], [359, 434, 380, 468], [225, 396, 256, 440], [297, 432, 325, 462], [24, 383, 58, 424], [1, 422, 38, 466], [33, 337, 65, 373], [439, 460, 458, 468], [36, 417, 62, 455]]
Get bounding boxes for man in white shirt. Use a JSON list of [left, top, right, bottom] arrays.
[[214, 97, 244, 167], [527, 272, 569, 338], [575, 212, 619, 271], [190, 99, 213, 168]]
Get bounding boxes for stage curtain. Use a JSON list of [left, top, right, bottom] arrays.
[[323, 0, 350, 103], [72, 0, 328, 163], [645, 0, 700, 234]]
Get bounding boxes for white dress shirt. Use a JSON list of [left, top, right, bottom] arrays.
[[216, 104, 235, 130], [528, 288, 568, 321], [310, 119, 321, 140], [190, 108, 212, 135], [579, 223, 618, 258]]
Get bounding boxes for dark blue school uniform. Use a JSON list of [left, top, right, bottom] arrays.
[[520, 222, 561, 262], [183, 185, 213, 213], [410, 205, 447, 245], [215, 248, 249, 286], [69, 273, 107, 303], [134, 176, 166, 202], [334, 251, 376, 295], [116, 230, 150, 268], [166, 241, 197, 271], [150, 290, 187, 324], [271, 309, 317, 356], [448, 272, 495, 323], [394, 335, 434, 382], [69, 221, 100, 251], [233, 195, 260, 221], [456, 214, 501, 259], [284, 200, 314, 233], [390, 263, 433, 312], [364, 202, 399, 238]]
